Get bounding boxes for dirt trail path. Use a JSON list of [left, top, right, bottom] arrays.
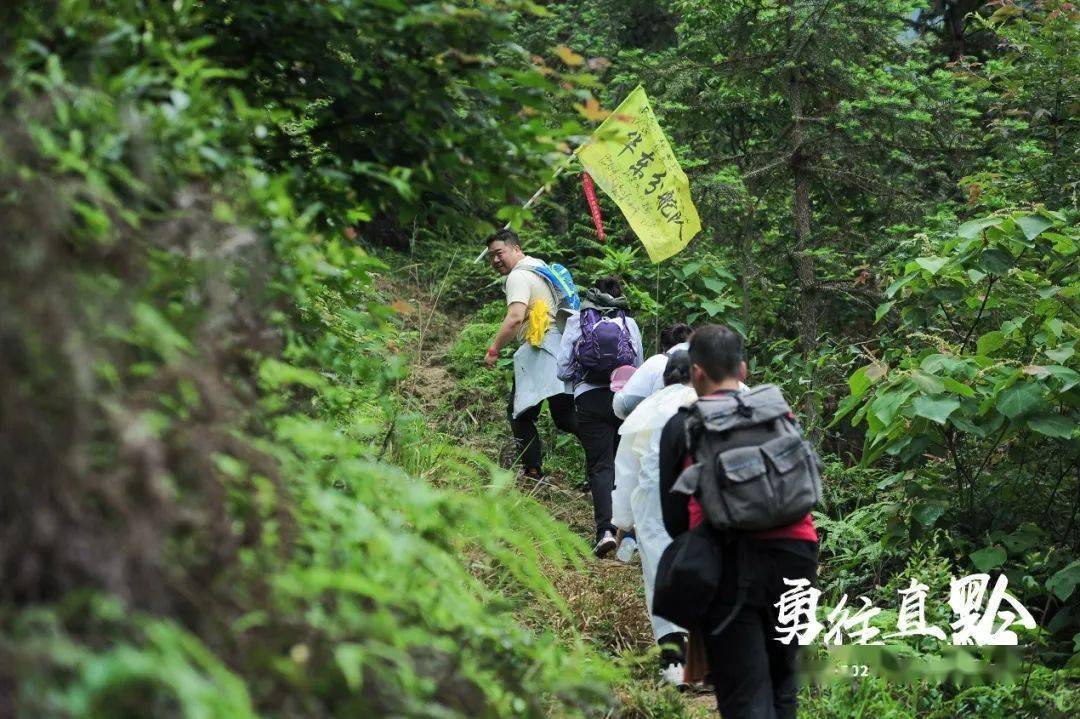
[[384, 270, 714, 715]]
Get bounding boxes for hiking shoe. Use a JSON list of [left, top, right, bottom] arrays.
[[593, 531, 617, 558], [660, 662, 688, 690]]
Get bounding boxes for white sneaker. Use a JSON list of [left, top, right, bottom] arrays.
[[593, 531, 617, 558], [660, 662, 688, 690]]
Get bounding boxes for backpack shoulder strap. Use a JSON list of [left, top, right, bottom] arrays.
[[683, 403, 707, 455]]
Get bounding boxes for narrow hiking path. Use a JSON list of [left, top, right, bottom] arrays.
[[386, 270, 719, 715]]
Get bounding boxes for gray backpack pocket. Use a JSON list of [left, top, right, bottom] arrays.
[[697, 434, 821, 531]]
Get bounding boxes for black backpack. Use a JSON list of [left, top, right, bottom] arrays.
[[652, 523, 722, 628], [671, 385, 823, 532]]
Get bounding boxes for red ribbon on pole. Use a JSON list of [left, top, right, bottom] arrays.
[[582, 172, 605, 242]]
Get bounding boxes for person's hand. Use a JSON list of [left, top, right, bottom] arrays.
[[484, 346, 499, 368]]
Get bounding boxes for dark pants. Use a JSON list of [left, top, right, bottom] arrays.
[[702, 539, 818, 719], [574, 387, 621, 539], [507, 381, 577, 473]]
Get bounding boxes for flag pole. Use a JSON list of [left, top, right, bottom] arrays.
[[473, 154, 577, 263]]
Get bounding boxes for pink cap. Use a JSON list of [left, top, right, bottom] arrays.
[[609, 365, 638, 392]]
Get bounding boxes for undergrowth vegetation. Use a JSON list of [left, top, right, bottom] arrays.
[[0, 1, 623, 717], [3, 0, 1079, 717]]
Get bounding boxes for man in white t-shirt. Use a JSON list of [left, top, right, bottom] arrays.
[[484, 229, 577, 478]]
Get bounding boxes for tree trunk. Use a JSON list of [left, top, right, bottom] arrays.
[[945, 1, 967, 61], [787, 1, 820, 431], [738, 201, 758, 338]]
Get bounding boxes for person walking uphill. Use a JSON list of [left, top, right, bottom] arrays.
[[611, 350, 696, 687], [484, 229, 578, 480], [613, 322, 692, 419], [657, 325, 821, 719], [557, 277, 644, 557]]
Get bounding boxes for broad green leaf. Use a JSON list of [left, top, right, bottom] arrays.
[[913, 395, 959, 424], [701, 277, 729, 294], [912, 502, 945, 527], [951, 416, 988, 437], [970, 546, 1007, 573], [996, 382, 1044, 419], [874, 300, 895, 323], [1050, 232, 1077, 255], [912, 371, 945, 395], [1027, 414, 1076, 439], [921, 354, 965, 374], [702, 298, 734, 316], [828, 393, 862, 428], [941, 377, 976, 398], [876, 472, 904, 489], [1001, 524, 1043, 554], [1015, 214, 1054, 241], [989, 4, 1023, 22], [681, 261, 703, 277], [915, 256, 948, 275], [1045, 346, 1075, 364], [1045, 365, 1080, 391], [885, 273, 916, 298], [957, 215, 1003, 239], [848, 365, 872, 398], [870, 385, 915, 427], [976, 331, 1006, 356], [977, 247, 1013, 275], [1048, 561, 1080, 602]]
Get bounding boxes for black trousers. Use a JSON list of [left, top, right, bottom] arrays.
[[574, 387, 621, 539], [507, 381, 577, 473], [702, 539, 818, 719]]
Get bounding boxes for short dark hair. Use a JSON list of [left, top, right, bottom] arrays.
[[486, 228, 521, 248], [660, 322, 692, 352], [689, 324, 743, 382], [594, 275, 622, 297]]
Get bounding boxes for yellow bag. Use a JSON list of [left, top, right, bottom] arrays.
[[523, 298, 551, 347]]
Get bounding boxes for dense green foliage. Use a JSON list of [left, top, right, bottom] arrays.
[[2, 0, 1078, 717], [1, 1, 616, 717]]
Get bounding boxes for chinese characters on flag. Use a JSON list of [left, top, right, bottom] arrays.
[[576, 86, 701, 263]]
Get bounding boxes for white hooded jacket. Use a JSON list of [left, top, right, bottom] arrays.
[[611, 382, 697, 641]]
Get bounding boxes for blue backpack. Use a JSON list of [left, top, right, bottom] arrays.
[[574, 308, 636, 384], [525, 263, 581, 313]]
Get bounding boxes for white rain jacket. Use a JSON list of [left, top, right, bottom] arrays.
[[611, 382, 697, 641]]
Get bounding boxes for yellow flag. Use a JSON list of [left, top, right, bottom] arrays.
[[576, 86, 701, 263]]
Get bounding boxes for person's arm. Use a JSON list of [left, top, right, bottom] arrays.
[[611, 436, 641, 532], [556, 313, 581, 381], [486, 270, 530, 367], [659, 411, 691, 537], [628, 318, 645, 367], [486, 302, 526, 367]]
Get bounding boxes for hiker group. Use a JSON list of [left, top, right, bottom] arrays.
[[484, 229, 823, 719]]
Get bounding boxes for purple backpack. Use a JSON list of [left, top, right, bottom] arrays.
[[574, 308, 636, 384]]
